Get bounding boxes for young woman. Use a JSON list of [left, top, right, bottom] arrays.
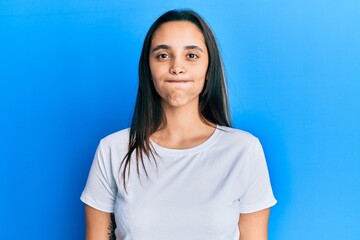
[[81, 9, 276, 240]]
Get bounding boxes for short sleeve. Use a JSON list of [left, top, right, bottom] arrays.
[[238, 139, 277, 213], [80, 140, 117, 213]]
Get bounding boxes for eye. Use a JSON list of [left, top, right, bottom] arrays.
[[156, 53, 170, 59], [187, 53, 198, 59]]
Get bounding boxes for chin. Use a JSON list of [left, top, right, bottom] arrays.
[[160, 92, 200, 108]]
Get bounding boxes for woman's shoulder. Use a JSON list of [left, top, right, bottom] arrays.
[[217, 125, 260, 146], [99, 128, 130, 148]]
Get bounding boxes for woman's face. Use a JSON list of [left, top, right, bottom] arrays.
[[149, 21, 209, 108]]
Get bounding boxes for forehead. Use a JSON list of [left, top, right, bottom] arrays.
[[151, 21, 206, 46]]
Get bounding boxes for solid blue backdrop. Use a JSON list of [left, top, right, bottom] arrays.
[[0, 1, 359, 239]]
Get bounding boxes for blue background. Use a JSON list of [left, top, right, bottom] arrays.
[[1, 1, 359, 239]]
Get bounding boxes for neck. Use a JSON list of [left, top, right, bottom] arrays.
[[152, 101, 216, 149]]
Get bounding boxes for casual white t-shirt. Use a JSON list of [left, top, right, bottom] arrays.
[[80, 125, 277, 239]]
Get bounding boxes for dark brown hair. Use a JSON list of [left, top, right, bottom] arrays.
[[120, 9, 232, 192]]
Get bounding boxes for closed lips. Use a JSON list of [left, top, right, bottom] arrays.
[[165, 80, 191, 83]]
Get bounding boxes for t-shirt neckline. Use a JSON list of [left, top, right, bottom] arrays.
[[150, 125, 222, 155]]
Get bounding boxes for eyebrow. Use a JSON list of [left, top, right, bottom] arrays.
[[151, 44, 204, 53]]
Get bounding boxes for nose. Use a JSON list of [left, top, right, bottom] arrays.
[[169, 59, 185, 75]]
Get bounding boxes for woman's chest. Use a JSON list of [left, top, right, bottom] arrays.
[[113, 155, 243, 239]]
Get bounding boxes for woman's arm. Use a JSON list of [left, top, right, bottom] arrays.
[[85, 204, 115, 240], [238, 208, 270, 240]]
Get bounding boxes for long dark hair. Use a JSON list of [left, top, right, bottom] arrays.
[[120, 9, 232, 192]]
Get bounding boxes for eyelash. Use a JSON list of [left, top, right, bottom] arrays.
[[156, 53, 170, 59], [187, 53, 198, 59]]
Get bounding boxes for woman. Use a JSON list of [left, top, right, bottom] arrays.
[[81, 9, 276, 240]]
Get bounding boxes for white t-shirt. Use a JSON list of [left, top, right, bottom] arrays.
[[81, 126, 277, 240]]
